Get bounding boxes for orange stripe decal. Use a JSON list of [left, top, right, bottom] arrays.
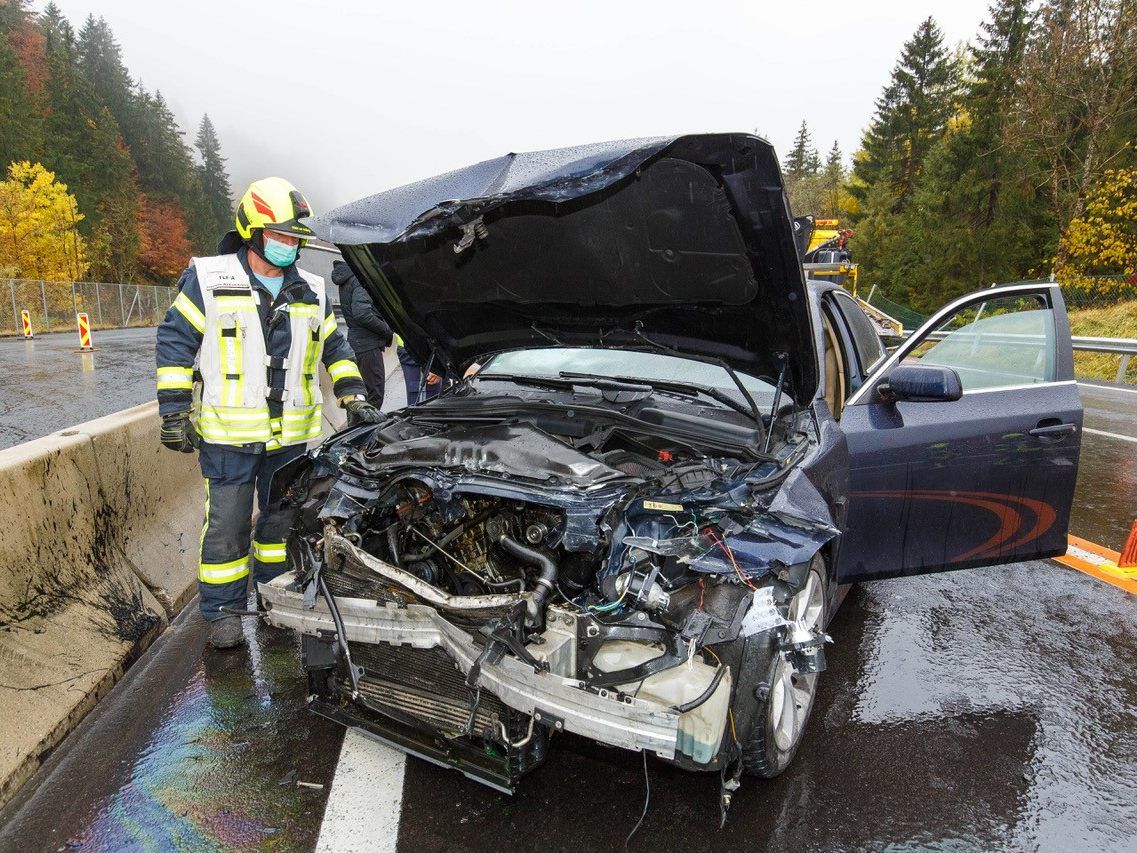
[[250, 191, 275, 218], [851, 489, 1057, 561]]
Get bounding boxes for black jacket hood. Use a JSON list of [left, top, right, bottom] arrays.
[[330, 259, 354, 287], [308, 133, 816, 399]]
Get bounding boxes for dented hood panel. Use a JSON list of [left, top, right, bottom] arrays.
[[308, 133, 817, 401]]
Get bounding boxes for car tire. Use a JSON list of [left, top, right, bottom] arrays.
[[741, 555, 827, 778]]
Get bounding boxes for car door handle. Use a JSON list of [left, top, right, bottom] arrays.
[[1029, 421, 1077, 438]]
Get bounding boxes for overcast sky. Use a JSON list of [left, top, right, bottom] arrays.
[[47, 0, 993, 214]]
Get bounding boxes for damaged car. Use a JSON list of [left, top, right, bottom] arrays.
[[260, 134, 1082, 803]]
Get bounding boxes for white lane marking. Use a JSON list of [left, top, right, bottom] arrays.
[[317, 728, 406, 853], [1078, 381, 1137, 396], [1083, 426, 1137, 444]]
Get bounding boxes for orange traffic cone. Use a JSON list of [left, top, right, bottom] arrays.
[[1120, 520, 1137, 569]]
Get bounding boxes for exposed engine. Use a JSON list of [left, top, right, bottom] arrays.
[[355, 484, 564, 600], [272, 416, 835, 798]]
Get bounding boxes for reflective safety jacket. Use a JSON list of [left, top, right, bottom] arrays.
[[156, 248, 365, 451]]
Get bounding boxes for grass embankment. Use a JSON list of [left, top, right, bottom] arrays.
[[1067, 300, 1137, 384]]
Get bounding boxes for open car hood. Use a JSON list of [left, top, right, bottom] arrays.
[[308, 133, 816, 399]]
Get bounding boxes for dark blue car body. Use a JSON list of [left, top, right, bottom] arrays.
[[270, 133, 1083, 790], [804, 279, 1082, 585]]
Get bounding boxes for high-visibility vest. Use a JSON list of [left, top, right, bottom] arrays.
[[192, 253, 327, 450]]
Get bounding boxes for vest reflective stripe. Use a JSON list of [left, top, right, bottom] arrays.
[[327, 358, 362, 382], [199, 555, 250, 584], [321, 313, 338, 340], [156, 365, 193, 390], [282, 279, 325, 422], [191, 254, 327, 448], [253, 541, 287, 563], [174, 291, 206, 333], [197, 408, 273, 443], [294, 306, 322, 407], [280, 406, 322, 442]]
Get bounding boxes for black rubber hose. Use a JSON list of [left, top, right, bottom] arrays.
[[386, 524, 402, 567], [671, 663, 728, 714], [498, 534, 558, 609], [318, 572, 360, 699]]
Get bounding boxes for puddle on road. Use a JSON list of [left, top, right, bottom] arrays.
[[65, 626, 340, 852]]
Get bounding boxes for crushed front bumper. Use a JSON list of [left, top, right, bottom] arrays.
[[260, 571, 683, 759]]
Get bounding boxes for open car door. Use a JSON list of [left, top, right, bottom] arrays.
[[836, 283, 1082, 582]]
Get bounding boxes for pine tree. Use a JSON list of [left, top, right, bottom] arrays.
[[852, 3, 1050, 312], [0, 22, 39, 168], [824, 141, 842, 175], [969, 0, 1034, 227], [784, 121, 820, 178], [77, 15, 133, 123], [852, 17, 960, 210], [125, 89, 196, 201], [822, 141, 845, 216], [38, 6, 134, 244], [194, 114, 232, 240]]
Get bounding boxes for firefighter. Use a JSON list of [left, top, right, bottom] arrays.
[[156, 177, 382, 649]]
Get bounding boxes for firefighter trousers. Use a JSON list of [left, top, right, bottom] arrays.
[[196, 441, 306, 621]]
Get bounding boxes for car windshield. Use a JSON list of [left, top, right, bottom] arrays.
[[478, 348, 778, 406]]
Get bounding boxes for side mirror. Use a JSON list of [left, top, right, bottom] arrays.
[[878, 363, 963, 403]]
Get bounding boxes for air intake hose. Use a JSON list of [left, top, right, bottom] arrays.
[[498, 534, 558, 611]]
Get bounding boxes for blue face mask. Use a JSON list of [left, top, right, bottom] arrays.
[[263, 234, 298, 267]]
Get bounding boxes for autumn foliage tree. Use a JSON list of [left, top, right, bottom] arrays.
[[0, 160, 87, 279], [136, 194, 192, 280], [1060, 168, 1137, 288]]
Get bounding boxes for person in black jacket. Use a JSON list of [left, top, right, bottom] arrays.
[[332, 260, 394, 407]]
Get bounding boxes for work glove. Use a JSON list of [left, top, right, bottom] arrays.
[[343, 398, 383, 427], [160, 412, 198, 453]]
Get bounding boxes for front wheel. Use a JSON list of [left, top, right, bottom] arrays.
[[742, 557, 827, 777]]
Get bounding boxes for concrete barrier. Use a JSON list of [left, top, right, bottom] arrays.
[[0, 402, 201, 808], [80, 404, 203, 614], [1, 356, 387, 806]]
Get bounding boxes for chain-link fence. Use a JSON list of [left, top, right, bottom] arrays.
[[2, 279, 176, 336]]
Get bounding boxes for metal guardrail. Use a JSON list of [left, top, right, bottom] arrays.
[[1074, 337, 1136, 383], [1072, 335, 1137, 355]]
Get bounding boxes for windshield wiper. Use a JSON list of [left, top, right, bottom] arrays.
[[627, 323, 766, 428], [558, 372, 758, 423], [475, 373, 652, 394], [477, 369, 762, 426]]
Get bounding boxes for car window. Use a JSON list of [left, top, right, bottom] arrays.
[[480, 347, 777, 402], [830, 291, 885, 372], [905, 294, 1056, 391]]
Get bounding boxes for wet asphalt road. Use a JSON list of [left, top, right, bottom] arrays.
[[0, 336, 1135, 851], [0, 604, 341, 852], [0, 329, 159, 450]]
